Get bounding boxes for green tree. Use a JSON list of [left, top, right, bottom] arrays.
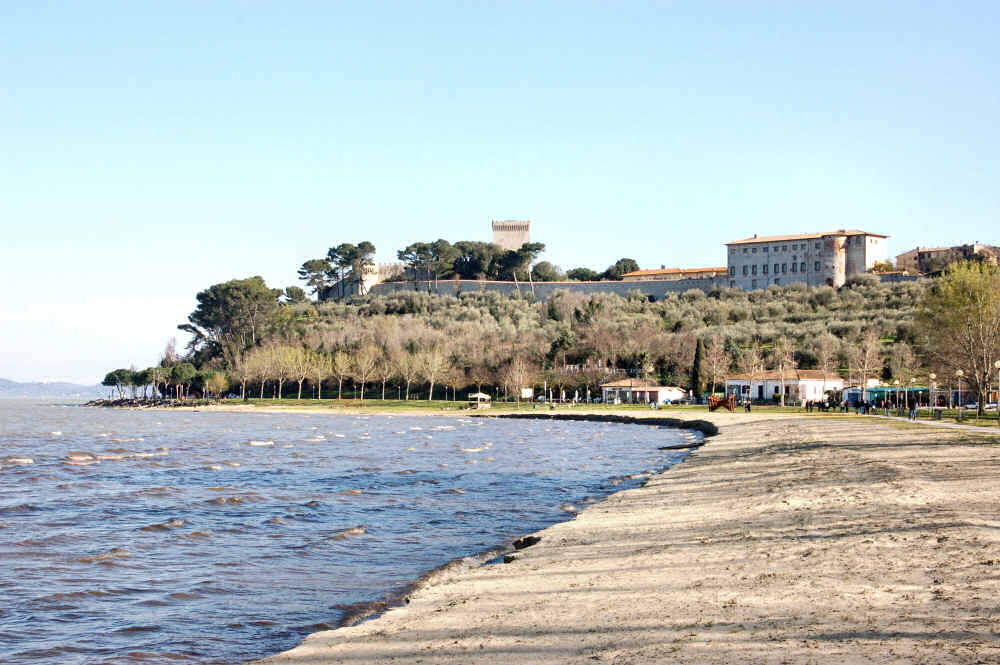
[[171, 363, 197, 400], [566, 267, 600, 281], [531, 261, 564, 282], [452, 241, 501, 279], [297, 258, 334, 298], [690, 338, 705, 394], [179, 276, 280, 355], [916, 260, 1000, 416], [284, 286, 308, 304], [601, 258, 640, 281]]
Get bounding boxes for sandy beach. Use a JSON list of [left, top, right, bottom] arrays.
[[246, 411, 1000, 664]]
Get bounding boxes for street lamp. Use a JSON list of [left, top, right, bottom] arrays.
[[893, 379, 900, 416], [956, 369, 964, 417], [994, 360, 1000, 424], [929, 372, 936, 417]]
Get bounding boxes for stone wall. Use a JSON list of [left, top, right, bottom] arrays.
[[369, 277, 729, 301]]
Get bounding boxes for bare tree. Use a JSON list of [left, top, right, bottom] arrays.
[[395, 351, 421, 400], [311, 350, 331, 399], [771, 336, 796, 406], [249, 346, 273, 399], [332, 350, 352, 399], [287, 346, 312, 400], [703, 336, 731, 396], [374, 352, 396, 400], [848, 329, 882, 404], [417, 345, 450, 401], [738, 339, 765, 404], [501, 355, 534, 405], [816, 333, 838, 403], [353, 343, 380, 402], [890, 341, 920, 408], [273, 346, 293, 399]]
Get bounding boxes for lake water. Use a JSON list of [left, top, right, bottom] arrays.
[[0, 401, 694, 664]]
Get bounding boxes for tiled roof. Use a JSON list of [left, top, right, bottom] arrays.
[[726, 230, 888, 245], [726, 370, 843, 381], [621, 267, 727, 277], [600, 378, 668, 388]]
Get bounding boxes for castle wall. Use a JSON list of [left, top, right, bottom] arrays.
[[369, 277, 728, 301], [491, 220, 531, 252]]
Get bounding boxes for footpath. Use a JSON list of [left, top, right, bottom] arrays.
[[253, 413, 1000, 665]]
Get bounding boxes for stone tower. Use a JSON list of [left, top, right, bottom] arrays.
[[491, 220, 531, 252]]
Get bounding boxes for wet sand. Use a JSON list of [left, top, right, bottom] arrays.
[[248, 411, 1000, 664]]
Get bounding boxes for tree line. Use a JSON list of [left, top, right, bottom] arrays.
[[101, 259, 1000, 415], [295, 238, 644, 300]]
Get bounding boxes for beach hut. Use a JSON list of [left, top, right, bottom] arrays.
[[467, 392, 492, 409]]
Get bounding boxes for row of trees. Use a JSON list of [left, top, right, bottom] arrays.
[[294, 238, 648, 302], [104, 256, 1000, 416]]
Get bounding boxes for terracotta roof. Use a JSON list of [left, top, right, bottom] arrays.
[[726, 230, 888, 245], [621, 267, 728, 278], [600, 378, 667, 388], [726, 370, 843, 382]]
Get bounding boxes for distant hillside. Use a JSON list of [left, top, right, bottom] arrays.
[[0, 378, 105, 399]]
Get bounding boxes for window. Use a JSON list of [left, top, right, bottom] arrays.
[[791, 262, 797, 273], [814, 261, 820, 271], [782, 245, 788, 252], [752, 247, 757, 253], [763, 246, 769, 253], [742, 248, 748, 254], [762, 264, 769, 274], [800, 262, 806, 272], [792, 254, 797, 261], [751, 264, 757, 275], [774, 278, 780, 285], [751, 279, 758, 288], [774, 263, 779, 274], [782, 263, 787, 273], [742, 265, 748, 276], [815, 242, 821, 249], [729, 266, 735, 276], [729, 280, 735, 288]]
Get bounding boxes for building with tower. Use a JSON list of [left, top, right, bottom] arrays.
[[491, 220, 531, 251]]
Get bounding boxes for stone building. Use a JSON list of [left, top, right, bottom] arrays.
[[621, 266, 728, 282], [491, 220, 531, 251], [725, 230, 888, 289], [895, 243, 997, 274]]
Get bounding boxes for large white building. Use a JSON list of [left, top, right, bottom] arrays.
[[725, 370, 845, 404], [726, 230, 888, 290]]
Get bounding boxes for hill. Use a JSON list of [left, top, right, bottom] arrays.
[[0, 378, 105, 399]]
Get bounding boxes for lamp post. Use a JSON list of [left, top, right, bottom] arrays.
[[929, 372, 936, 417], [995, 360, 1000, 424], [893, 379, 900, 416], [956, 369, 964, 419], [909, 377, 916, 414]]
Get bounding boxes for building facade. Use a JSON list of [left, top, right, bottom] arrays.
[[725, 370, 844, 404], [725, 230, 888, 290], [895, 243, 997, 274], [491, 220, 531, 251], [621, 266, 728, 282]]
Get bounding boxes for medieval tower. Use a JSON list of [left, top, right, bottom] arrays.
[[491, 220, 531, 251]]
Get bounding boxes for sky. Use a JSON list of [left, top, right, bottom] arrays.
[[2, 2, 999, 384]]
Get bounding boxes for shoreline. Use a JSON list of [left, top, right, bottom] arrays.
[[280, 413, 711, 639], [250, 412, 1000, 665]]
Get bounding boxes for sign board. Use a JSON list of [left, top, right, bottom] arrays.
[[520, 388, 534, 400]]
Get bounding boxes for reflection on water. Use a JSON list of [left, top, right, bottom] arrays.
[[0, 401, 693, 664]]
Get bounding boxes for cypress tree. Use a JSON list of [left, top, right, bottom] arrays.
[[691, 338, 705, 395]]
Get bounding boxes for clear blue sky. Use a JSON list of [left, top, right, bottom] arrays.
[[2, 2, 998, 383]]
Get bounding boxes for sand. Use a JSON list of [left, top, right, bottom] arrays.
[[248, 411, 1000, 664]]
